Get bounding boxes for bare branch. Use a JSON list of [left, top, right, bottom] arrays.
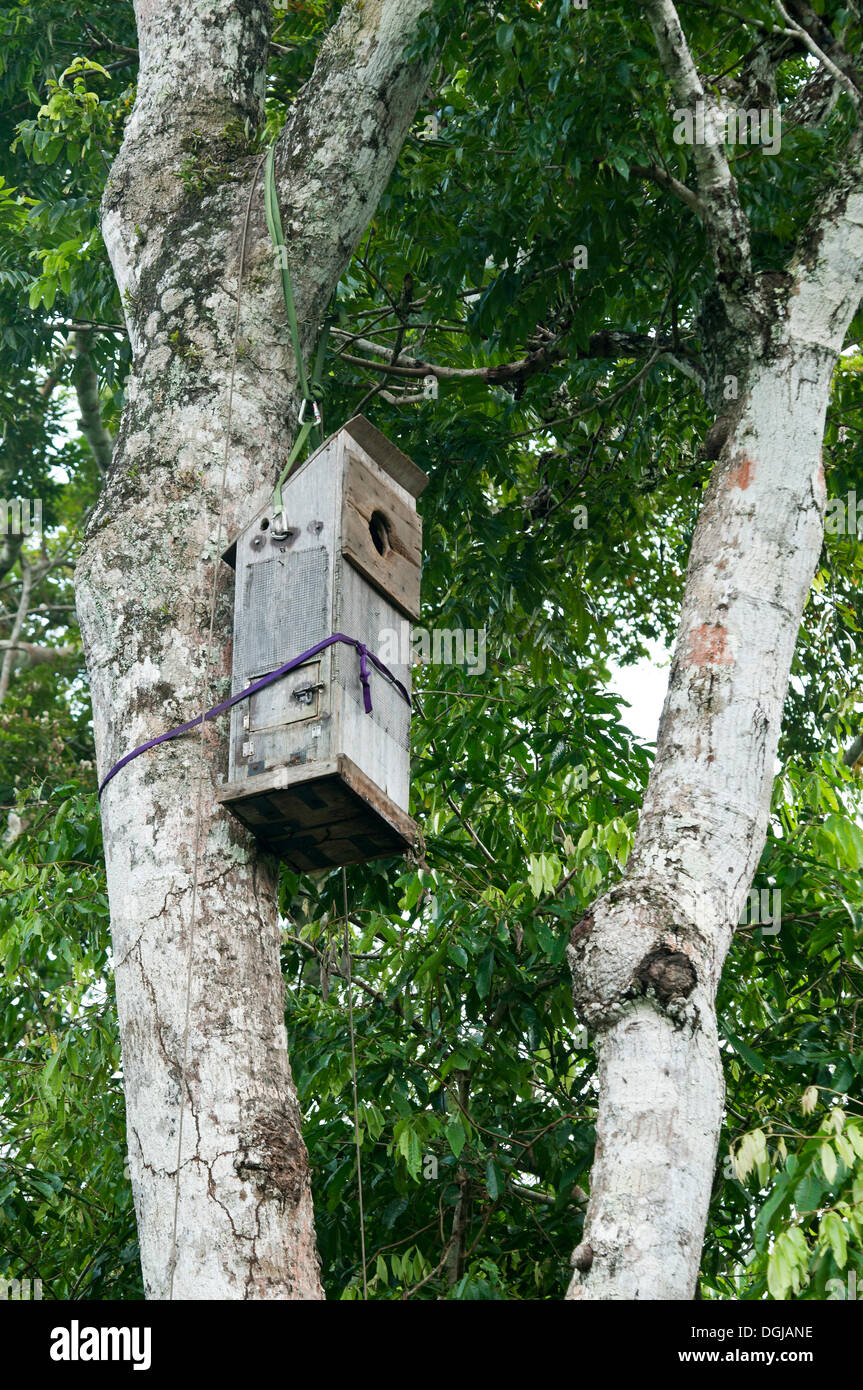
[[0, 641, 77, 667], [844, 731, 863, 769], [644, 0, 751, 289], [0, 560, 32, 706], [782, 1, 863, 102], [785, 63, 842, 131], [788, 127, 863, 355], [630, 161, 705, 214], [73, 330, 114, 476], [80, 18, 139, 58], [331, 326, 703, 389], [775, 2, 862, 107], [679, 1, 794, 36], [271, 1, 436, 356], [38, 337, 75, 399], [0, 533, 23, 586], [332, 333, 564, 383]]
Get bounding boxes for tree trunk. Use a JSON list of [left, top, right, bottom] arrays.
[[567, 157, 863, 1297], [75, 0, 434, 1300]]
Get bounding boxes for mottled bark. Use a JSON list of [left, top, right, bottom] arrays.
[[75, 0, 434, 1299]]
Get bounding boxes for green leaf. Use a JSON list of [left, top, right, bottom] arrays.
[[447, 1119, 466, 1159], [486, 1157, 503, 1200], [820, 1211, 848, 1268], [476, 948, 494, 1000], [723, 1027, 766, 1074], [821, 1142, 838, 1185], [754, 1175, 792, 1252]]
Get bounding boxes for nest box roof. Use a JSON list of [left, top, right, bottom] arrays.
[[339, 415, 428, 499], [221, 415, 428, 570]]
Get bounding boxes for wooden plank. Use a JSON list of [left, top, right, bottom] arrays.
[[342, 415, 429, 499], [341, 454, 422, 620], [336, 755, 415, 839]]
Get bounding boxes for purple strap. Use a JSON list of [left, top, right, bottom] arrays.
[[98, 633, 411, 799]]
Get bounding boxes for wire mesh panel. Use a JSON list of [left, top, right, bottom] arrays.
[[236, 547, 328, 681]]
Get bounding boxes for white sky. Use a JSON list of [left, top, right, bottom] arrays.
[[607, 639, 672, 745]]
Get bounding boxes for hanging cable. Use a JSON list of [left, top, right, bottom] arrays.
[[342, 865, 368, 1300]]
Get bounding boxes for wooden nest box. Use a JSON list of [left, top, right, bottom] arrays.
[[218, 415, 428, 872]]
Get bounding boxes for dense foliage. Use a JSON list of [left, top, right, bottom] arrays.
[[1, 0, 861, 1299]]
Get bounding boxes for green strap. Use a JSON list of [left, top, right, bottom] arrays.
[[310, 312, 331, 403], [264, 144, 332, 516], [271, 315, 332, 516], [264, 143, 309, 405], [272, 420, 313, 519]]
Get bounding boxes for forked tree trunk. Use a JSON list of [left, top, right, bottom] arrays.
[[567, 166, 863, 1297], [75, 0, 433, 1300]]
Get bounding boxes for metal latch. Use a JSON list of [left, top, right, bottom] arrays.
[[292, 682, 325, 706]]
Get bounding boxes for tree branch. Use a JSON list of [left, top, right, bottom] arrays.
[[844, 732, 863, 769], [38, 337, 75, 399], [0, 560, 32, 706], [780, 2, 863, 106], [331, 326, 702, 386], [0, 641, 77, 670], [644, 0, 752, 292], [271, 1, 436, 361], [0, 533, 23, 587], [787, 125, 863, 347], [73, 331, 114, 477], [630, 161, 705, 214], [333, 333, 564, 383], [785, 63, 842, 131]]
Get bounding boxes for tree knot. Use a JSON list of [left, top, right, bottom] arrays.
[[236, 1108, 308, 1207], [635, 945, 697, 1007]]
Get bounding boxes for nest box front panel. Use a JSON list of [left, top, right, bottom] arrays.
[[226, 446, 339, 785]]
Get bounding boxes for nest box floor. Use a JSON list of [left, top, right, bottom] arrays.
[[217, 754, 416, 871]]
